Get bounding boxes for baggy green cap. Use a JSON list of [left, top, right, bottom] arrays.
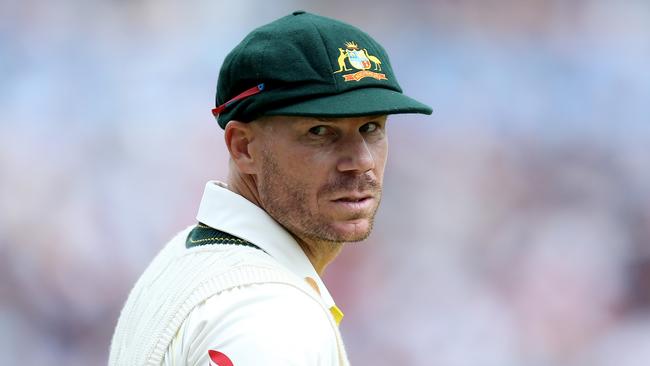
[[213, 10, 432, 129]]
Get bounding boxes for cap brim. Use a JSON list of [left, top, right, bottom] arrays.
[[263, 87, 432, 118]]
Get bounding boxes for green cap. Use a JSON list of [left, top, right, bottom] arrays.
[[212, 10, 432, 129]]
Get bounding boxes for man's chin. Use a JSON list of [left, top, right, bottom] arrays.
[[326, 218, 374, 243]]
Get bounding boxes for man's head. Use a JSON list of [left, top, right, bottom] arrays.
[[225, 114, 388, 244], [213, 11, 431, 244]]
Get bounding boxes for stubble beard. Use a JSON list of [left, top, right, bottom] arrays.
[[258, 153, 382, 245]]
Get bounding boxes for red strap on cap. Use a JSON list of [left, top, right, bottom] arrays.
[[212, 83, 265, 117]]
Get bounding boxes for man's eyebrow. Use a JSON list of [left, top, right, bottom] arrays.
[[315, 117, 337, 122], [314, 115, 386, 123]]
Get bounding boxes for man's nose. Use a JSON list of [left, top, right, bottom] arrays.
[[336, 133, 375, 174]]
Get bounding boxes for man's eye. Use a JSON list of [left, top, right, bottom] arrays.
[[308, 126, 329, 136], [360, 122, 379, 133]]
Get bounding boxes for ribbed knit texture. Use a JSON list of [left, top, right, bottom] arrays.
[[109, 226, 349, 366]]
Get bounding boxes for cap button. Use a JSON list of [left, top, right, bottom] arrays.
[[292, 10, 306, 15]]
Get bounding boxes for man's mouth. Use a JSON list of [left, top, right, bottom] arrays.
[[334, 197, 369, 203], [332, 194, 373, 203], [329, 195, 375, 214]]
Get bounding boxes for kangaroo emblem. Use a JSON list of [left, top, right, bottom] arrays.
[[334, 48, 352, 73], [332, 41, 388, 82]]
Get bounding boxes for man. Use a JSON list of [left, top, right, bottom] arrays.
[[109, 11, 431, 366]]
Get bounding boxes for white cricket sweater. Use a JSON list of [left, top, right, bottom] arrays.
[[109, 181, 349, 366]]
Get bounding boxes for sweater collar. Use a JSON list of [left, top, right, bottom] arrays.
[[196, 180, 337, 309]]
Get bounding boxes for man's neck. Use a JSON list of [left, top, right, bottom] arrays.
[[291, 235, 344, 275]]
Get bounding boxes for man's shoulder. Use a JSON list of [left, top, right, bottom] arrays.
[[110, 225, 321, 366]]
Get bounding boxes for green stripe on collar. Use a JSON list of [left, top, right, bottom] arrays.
[[186, 223, 262, 251]]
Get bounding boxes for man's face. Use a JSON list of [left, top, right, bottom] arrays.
[[250, 115, 388, 244]]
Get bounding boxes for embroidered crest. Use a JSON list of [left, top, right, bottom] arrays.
[[333, 41, 387, 82]]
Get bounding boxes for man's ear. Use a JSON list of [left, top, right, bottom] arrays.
[[224, 120, 258, 174]]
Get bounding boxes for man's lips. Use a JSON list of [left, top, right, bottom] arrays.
[[331, 194, 374, 202], [332, 196, 372, 202], [328, 194, 376, 213]]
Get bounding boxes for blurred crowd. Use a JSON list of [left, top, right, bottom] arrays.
[[1, 0, 649, 365]]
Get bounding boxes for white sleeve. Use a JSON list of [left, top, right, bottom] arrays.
[[163, 283, 340, 366]]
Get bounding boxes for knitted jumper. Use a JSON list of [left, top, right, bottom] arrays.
[[109, 225, 348, 365]]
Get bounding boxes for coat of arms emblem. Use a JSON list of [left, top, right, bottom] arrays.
[[333, 41, 387, 82]]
